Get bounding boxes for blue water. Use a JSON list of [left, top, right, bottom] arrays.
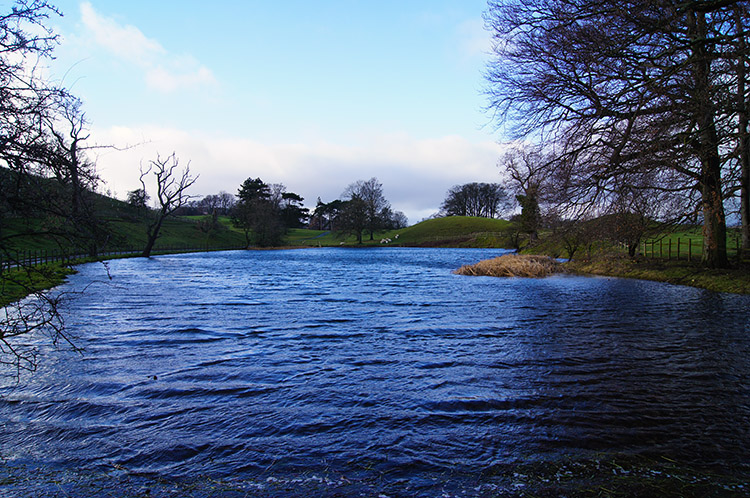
[[2, 248, 750, 495]]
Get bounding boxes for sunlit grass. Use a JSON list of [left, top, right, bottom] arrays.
[[394, 216, 511, 246], [643, 226, 744, 261], [0, 264, 74, 307]]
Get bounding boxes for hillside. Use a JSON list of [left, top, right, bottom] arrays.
[[392, 216, 512, 246], [2, 210, 248, 255], [286, 216, 514, 248]]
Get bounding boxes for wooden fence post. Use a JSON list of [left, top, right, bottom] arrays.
[[737, 237, 741, 262]]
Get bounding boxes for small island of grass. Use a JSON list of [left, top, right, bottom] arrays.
[[455, 254, 563, 278]]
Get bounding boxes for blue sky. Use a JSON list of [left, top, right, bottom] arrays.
[[46, 1, 503, 223]]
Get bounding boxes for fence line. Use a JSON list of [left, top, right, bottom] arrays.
[[0, 245, 246, 275], [642, 236, 742, 262]]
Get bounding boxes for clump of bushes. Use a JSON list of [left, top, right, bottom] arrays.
[[455, 254, 562, 278]]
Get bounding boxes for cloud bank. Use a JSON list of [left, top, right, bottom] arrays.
[[91, 126, 504, 224], [79, 2, 216, 92]]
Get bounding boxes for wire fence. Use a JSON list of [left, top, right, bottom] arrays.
[[641, 236, 744, 262], [0, 245, 246, 274]]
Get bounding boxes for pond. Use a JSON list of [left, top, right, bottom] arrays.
[[2, 247, 750, 496]]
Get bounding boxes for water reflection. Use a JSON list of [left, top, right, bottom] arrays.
[[1, 248, 749, 489]]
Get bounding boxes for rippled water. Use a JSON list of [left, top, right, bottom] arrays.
[[2, 248, 750, 495]]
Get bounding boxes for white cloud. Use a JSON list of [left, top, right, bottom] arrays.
[[78, 2, 216, 92], [80, 2, 164, 64], [90, 126, 505, 225], [456, 18, 492, 60], [146, 65, 216, 93]]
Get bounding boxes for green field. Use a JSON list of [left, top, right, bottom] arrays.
[[642, 226, 744, 261], [4, 215, 515, 255], [286, 216, 513, 248], [2, 215, 247, 257]]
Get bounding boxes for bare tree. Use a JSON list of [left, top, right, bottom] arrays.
[[42, 96, 110, 256], [485, 0, 749, 267], [1, 282, 72, 379], [734, 4, 750, 255], [337, 194, 368, 244], [499, 145, 555, 242], [140, 152, 198, 257], [0, 1, 91, 377], [441, 182, 509, 218], [390, 210, 409, 229], [342, 178, 391, 241], [216, 191, 236, 215]]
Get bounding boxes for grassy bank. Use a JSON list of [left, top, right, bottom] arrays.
[[290, 216, 514, 248], [565, 257, 750, 294], [0, 264, 75, 307], [2, 215, 248, 255]]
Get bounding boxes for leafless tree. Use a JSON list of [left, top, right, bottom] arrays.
[[733, 4, 750, 255], [337, 194, 368, 244], [499, 145, 557, 242], [342, 177, 391, 241], [441, 182, 509, 219], [0, 1, 94, 377], [485, 0, 750, 267], [139, 152, 198, 257]]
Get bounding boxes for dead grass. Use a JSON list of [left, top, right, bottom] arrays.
[[455, 254, 563, 278]]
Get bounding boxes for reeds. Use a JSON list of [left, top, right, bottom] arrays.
[[454, 254, 563, 278]]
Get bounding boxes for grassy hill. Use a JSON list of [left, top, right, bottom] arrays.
[[390, 216, 511, 246], [285, 216, 513, 248], [3, 214, 248, 255]]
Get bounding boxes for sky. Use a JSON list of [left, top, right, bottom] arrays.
[[44, 1, 504, 223]]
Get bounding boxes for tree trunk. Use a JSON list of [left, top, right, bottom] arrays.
[[692, 10, 728, 268], [735, 6, 750, 256], [142, 218, 164, 257], [701, 168, 728, 268]]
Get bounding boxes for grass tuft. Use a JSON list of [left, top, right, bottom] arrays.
[[455, 254, 563, 278]]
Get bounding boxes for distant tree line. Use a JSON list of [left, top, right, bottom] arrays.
[[440, 182, 509, 219], [231, 177, 309, 247], [228, 176, 407, 247], [311, 178, 408, 244]]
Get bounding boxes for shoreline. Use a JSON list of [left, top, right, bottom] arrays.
[[3, 248, 748, 310], [563, 257, 750, 295]]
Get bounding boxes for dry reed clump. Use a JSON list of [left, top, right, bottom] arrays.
[[454, 254, 563, 278]]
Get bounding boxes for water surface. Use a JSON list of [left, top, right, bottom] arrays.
[[2, 248, 749, 495]]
